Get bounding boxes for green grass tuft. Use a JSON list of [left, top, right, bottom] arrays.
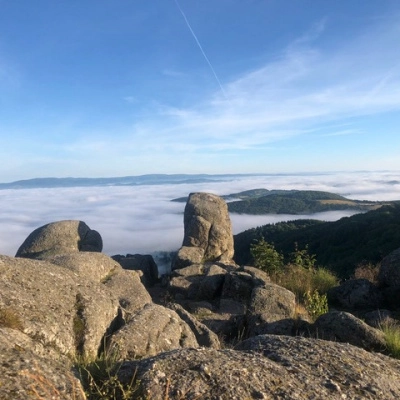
[[75, 350, 142, 400], [380, 320, 400, 359]]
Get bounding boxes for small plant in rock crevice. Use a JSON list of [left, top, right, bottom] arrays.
[[0, 306, 24, 331], [75, 350, 142, 400], [73, 293, 86, 355]]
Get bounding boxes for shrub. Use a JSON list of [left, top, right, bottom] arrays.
[[311, 267, 339, 294], [303, 290, 328, 321], [250, 239, 284, 277], [0, 307, 23, 331], [274, 264, 313, 300], [290, 243, 316, 269]]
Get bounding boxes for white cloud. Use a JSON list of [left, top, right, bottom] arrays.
[[61, 13, 400, 161]]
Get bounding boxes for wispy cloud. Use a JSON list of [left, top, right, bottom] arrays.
[[321, 129, 361, 137], [66, 13, 400, 159]]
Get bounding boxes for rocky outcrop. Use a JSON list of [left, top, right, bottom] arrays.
[[0, 327, 85, 400], [168, 303, 221, 349], [15, 220, 102, 259], [379, 247, 400, 287], [102, 267, 152, 314], [327, 278, 384, 310], [378, 247, 400, 307], [3, 210, 400, 398], [47, 251, 121, 283], [172, 193, 235, 269], [246, 284, 296, 336], [364, 309, 394, 328], [107, 303, 199, 359], [1, 219, 224, 397], [118, 335, 400, 399], [0, 254, 120, 359], [112, 253, 159, 286], [169, 262, 232, 301], [167, 259, 297, 339], [314, 310, 386, 351]]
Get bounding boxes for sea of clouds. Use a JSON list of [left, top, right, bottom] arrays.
[[0, 171, 399, 258]]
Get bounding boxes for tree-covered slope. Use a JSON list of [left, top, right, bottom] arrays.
[[234, 203, 400, 278], [173, 189, 390, 214], [227, 190, 386, 214]]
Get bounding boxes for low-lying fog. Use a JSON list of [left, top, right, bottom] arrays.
[[1, 171, 399, 257]]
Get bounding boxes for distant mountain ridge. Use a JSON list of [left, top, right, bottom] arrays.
[[0, 174, 255, 189]]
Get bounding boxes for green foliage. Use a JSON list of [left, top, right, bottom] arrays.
[[311, 268, 339, 294], [234, 203, 400, 278], [274, 264, 338, 301], [0, 307, 24, 331], [251, 238, 338, 320], [250, 239, 284, 276], [290, 243, 316, 269], [380, 321, 400, 359], [303, 290, 328, 321], [76, 352, 141, 400]]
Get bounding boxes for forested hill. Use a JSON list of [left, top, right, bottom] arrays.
[[234, 203, 400, 279], [226, 190, 389, 214], [173, 189, 391, 214]]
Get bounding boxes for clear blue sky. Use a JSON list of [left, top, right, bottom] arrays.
[[1, 0, 400, 181]]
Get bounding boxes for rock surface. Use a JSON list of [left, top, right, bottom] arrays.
[[168, 303, 221, 349], [0, 254, 119, 359], [119, 335, 400, 399], [327, 278, 384, 310], [0, 327, 85, 400], [246, 283, 296, 337], [112, 253, 159, 286], [378, 247, 400, 307], [3, 213, 400, 399], [314, 310, 386, 351], [107, 303, 199, 359], [173, 193, 235, 269], [378, 247, 400, 287], [15, 220, 102, 259]]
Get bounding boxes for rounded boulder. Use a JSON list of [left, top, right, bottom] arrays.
[[15, 220, 102, 259]]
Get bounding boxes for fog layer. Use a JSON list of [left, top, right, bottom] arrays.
[[1, 171, 398, 257]]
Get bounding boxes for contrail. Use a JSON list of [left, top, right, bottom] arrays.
[[174, 0, 227, 99]]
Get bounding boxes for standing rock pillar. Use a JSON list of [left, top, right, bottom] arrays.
[[172, 192, 235, 270]]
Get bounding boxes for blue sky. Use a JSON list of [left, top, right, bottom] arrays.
[[1, 0, 400, 181]]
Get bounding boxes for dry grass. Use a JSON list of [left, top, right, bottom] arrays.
[[293, 303, 311, 321], [75, 351, 142, 400], [0, 307, 24, 331], [318, 199, 357, 205], [273, 264, 338, 302], [353, 262, 381, 285]]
